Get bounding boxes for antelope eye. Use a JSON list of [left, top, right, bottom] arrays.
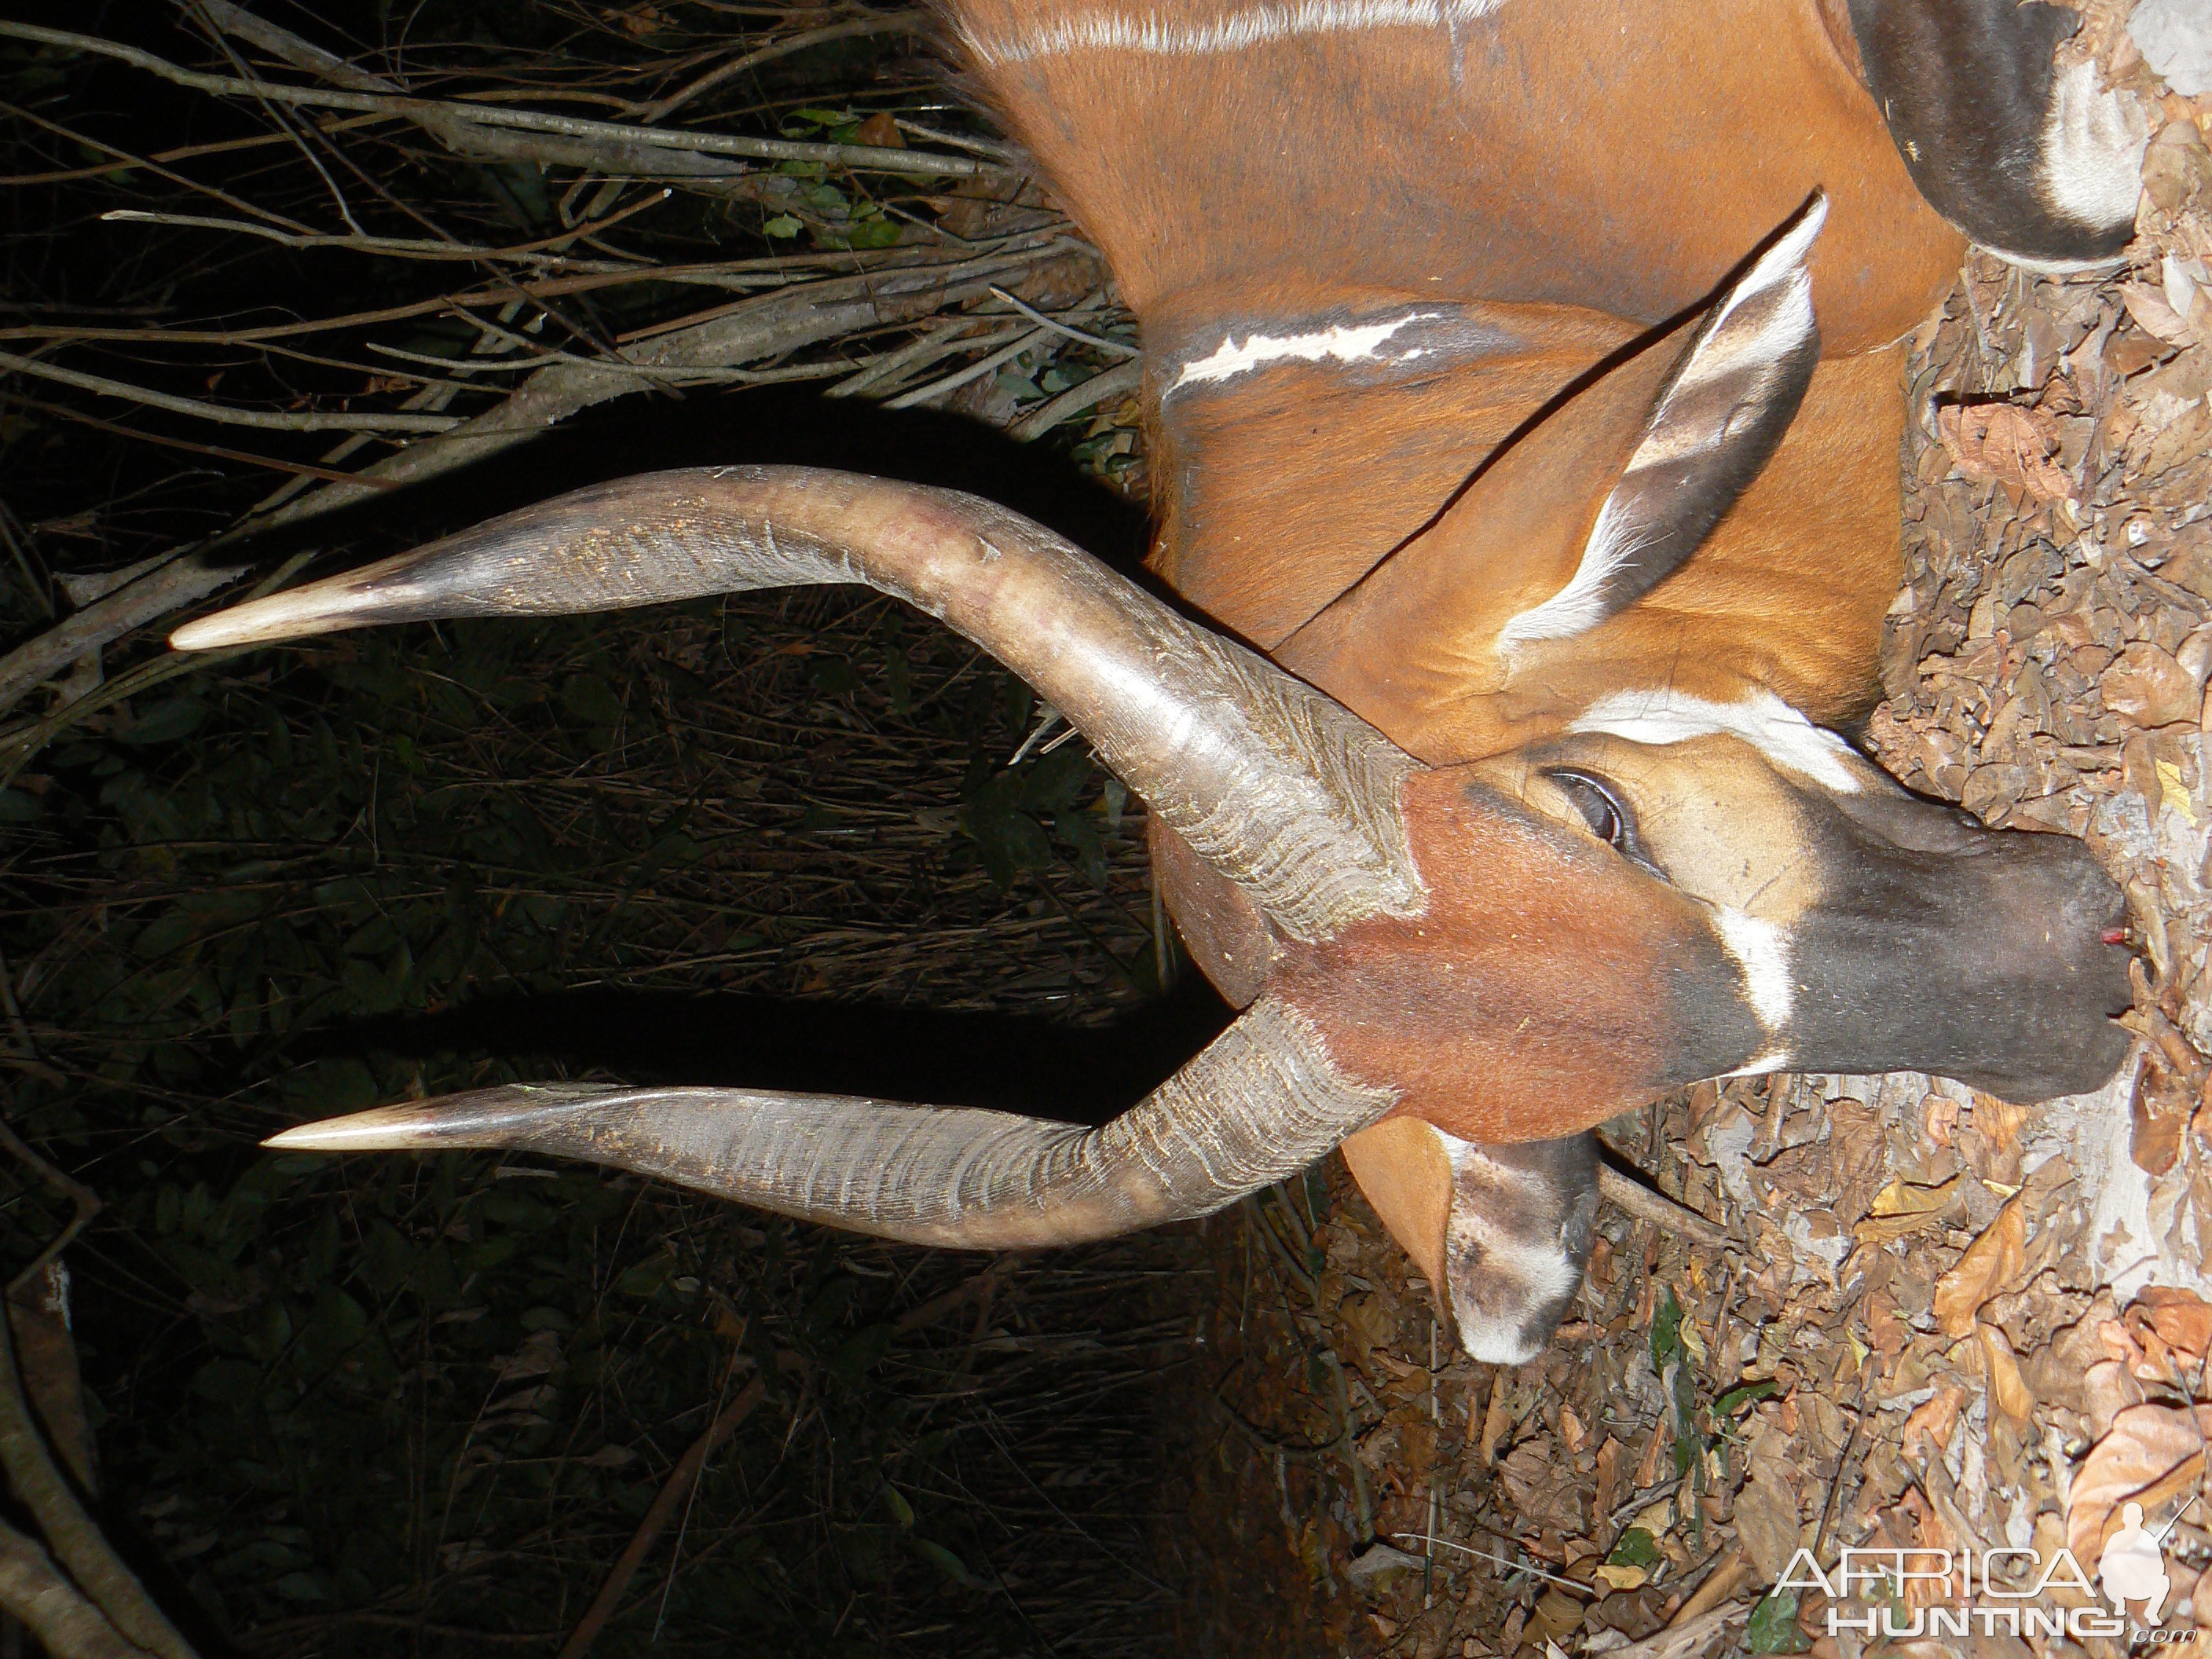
[[1545, 768, 1654, 872]]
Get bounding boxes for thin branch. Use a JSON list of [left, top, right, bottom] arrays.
[[100, 189, 672, 267], [554, 1375, 768, 1659], [5, 394, 412, 489], [0, 1306, 196, 1659], [0, 112, 396, 187], [0, 551, 250, 720], [0, 22, 1007, 178], [1597, 1163, 1731, 1250], [0, 96, 313, 234], [0, 1118, 101, 1298], [0, 236, 1071, 346], [0, 350, 463, 433], [881, 324, 1052, 409], [1008, 357, 1142, 441], [984, 286, 1139, 357], [638, 12, 930, 122]]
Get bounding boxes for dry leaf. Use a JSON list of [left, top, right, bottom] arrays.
[[2083, 1357, 2150, 1437], [1901, 1384, 1966, 1464], [2103, 641, 2201, 728], [1592, 1562, 1649, 1591], [2135, 1287, 2212, 1365], [851, 112, 906, 149], [1855, 1175, 1965, 1243], [1936, 402, 2079, 504], [1933, 1197, 2027, 1335], [1734, 1465, 1805, 1583], [2122, 280, 2200, 347], [1976, 1322, 2035, 1421], [1593, 1436, 1622, 1523], [2066, 1401, 2212, 1561], [1480, 1369, 1511, 1465]]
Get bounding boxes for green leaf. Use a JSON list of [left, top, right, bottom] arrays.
[[192, 1357, 265, 1407], [1606, 1528, 1661, 1567], [1747, 1591, 1808, 1653], [883, 1485, 916, 1531], [1714, 1378, 1781, 1418], [1650, 1285, 1683, 1369], [119, 697, 208, 745], [829, 1324, 894, 1388], [913, 1539, 973, 1586]]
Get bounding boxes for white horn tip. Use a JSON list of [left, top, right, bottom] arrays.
[[263, 1103, 446, 1152], [172, 588, 363, 651]]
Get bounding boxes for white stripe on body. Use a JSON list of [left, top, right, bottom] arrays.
[[963, 0, 1503, 64], [1568, 687, 1865, 795], [1166, 310, 1437, 396]]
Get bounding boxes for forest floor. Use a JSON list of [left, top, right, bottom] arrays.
[[1170, 17, 2212, 1659]]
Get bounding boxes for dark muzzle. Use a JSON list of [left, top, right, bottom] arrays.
[[1785, 821, 2133, 1101]]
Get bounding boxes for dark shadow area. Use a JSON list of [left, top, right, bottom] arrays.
[[220, 379, 1155, 584], [298, 972, 1236, 1120]]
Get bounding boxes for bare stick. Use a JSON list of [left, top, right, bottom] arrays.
[[1597, 1164, 1730, 1250], [101, 190, 672, 266], [0, 1520, 157, 1659], [0, 554, 248, 720], [0, 1306, 196, 1659], [0, 1119, 101, 1298], [985, 286, 1140, 357], [639, 12, 930, 121], [1009, 358, 1142, 441], [0, 350, 460, 434], [881, 324, 1052, 408], [0, 22, 1005, 179], [554, 1375, 767, 1659]]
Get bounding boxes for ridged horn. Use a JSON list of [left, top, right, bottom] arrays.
[[262, 996, 1398, 1246], [173, 466, 1426, 943]]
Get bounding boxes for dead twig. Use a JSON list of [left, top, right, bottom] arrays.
[[0, 350, 462, 434], [0, 1119, 101, 1298], [1598, 1163, 1730, 1250], [0, 22, 1006, 180], [553, 1374, 769, 1659]]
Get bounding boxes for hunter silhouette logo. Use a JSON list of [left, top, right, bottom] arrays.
[[2100, 1497, 2196, 1627]]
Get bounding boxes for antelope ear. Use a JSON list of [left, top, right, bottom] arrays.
[[1339, 1120, 1599, 1364], [1339, 1118, 1456, 1315], [1495, 196, 1828, 657]]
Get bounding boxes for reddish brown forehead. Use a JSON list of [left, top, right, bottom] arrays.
[[1274, 770, 1757, 1141]]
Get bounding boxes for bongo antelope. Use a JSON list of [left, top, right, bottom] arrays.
[[177, 0, 2143, 1361]]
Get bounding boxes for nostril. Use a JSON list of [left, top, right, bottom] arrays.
[[2102, 925, 2128, 946]]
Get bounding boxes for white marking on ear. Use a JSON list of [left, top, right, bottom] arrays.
[[2038, 59, 2148, 241], [1568, 687, 1865, 796], [963, 0, 1503, 64], [1712, 907, 1794, 1032], [1166, 311, 1435, 395], [1496, 199, 1826, 657]]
